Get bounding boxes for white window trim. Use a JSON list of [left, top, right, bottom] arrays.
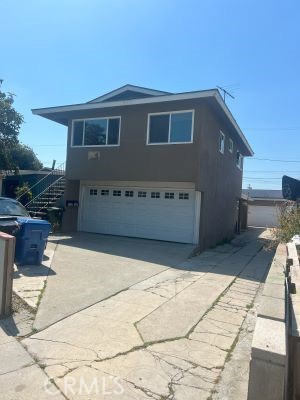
[[236, 151, 243, 170], [219, 131, 225, 154], [228, 138, 233, 153], [71, 116, 121, 148], [146, 109, 195, 145]]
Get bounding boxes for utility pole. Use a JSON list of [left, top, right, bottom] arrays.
[[217, 86, 235, 103]]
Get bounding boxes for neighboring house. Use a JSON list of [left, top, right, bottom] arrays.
[[3, 170, 59, 199], [242, 189, 285, 227], [32, 84, 253, 250]]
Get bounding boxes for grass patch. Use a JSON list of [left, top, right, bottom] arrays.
[[36, 281, 47, 308]]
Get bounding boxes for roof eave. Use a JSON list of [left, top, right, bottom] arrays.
[[32, 88, 253, 155]]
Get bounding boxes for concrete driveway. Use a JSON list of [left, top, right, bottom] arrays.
[[16, 229, 275, 400], [34, 233, 194, 330]]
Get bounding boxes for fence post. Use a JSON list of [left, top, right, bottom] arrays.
[[0, 232, 15, 318]]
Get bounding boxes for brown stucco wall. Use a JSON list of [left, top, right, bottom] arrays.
[[196, 104, 242, 249], [61, 180, 80, 232], [62, 98, 245, 249]]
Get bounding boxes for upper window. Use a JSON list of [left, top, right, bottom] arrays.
[[72, 117, 120, 147], [148, 111, 194, 144], [228, 138, 233, 153], [236, 151, 243, 170], [219, 131, 225, 154]]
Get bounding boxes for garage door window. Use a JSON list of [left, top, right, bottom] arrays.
[[148, 111, 194, 144], [113, 190, 122, 196], [138, 191, 147, 198], [125, 191, 134, 197], [165, 192, 175, 199], [90, 189, 98, 196], [101, 190, 109, 196], [151, 192, 160, 198], [179, 193, 189, 200], [72, 117, 120, 147]]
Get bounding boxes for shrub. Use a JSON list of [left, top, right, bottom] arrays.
[[272, 202, 300, 243], [14, 183, 32, 206]]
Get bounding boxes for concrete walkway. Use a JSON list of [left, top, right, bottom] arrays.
[[13, 229, 274, 399]]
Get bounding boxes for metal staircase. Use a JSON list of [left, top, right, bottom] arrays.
[[17, 163, 65, 218]]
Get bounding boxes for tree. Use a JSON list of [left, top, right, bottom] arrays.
[[10, 143, 43, 170], [0, 82, 43, 171], [0, 87, 23, 170]]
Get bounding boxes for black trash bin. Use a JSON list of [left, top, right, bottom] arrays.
[[15, 218, 51, 265]]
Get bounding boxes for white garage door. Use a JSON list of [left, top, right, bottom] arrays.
[[248, 205, 279, 227], [79, 186, 198, 243]]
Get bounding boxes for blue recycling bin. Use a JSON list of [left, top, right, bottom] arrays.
[[15, 218, 51, 265]]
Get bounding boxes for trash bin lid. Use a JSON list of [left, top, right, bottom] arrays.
[[16, 218, 51, 227]]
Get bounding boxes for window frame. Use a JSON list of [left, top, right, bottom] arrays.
[[236, 150, 243, 170], [146, 110, 195, 145], [89, 189, 98, 196], [165, 192, 175, 199], [125, 190, 134, 197], [179, 192, 189, 200], [219, 131, 225, 154], [71, 116, 121, 148], [228, 138, 233, 153], [151, 192, 160, 199]]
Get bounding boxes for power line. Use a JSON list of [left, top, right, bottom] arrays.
[[249, 157, 300, 163], [37, 145, 65, 147], [245, 127, 300, 131], [244, 170, 300, 173], [243, 177, 284, 180]]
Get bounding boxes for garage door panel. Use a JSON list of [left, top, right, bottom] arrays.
[[80, 186, 196, 243], [248, 205, 279, 227]]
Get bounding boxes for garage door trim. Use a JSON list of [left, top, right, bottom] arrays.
[[78, 183, 201, 244]]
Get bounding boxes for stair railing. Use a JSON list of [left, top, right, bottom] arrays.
[[16, 162, 65, 203], [25, 175, 65, 209]]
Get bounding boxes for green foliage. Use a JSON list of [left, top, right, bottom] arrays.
[[14, 182, 32, 205], [10, 143, 43, 170], [273, 202, 300, 243], [0, 84, 43, 171], [0, 90, 23, 170], [46, 208, 63, 233]]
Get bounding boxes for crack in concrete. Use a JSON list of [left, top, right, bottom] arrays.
[[17, 236, 270, 400], [0, 362, 35, 376], [24, 337, 100, 361]]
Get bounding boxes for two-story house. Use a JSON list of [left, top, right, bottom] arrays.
[[32, 84, 253, 250]]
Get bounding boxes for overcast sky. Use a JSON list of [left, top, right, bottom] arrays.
[[1, 0, 299, 189]]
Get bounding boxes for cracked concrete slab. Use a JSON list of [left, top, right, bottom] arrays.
[[0, 364, 65, 399], [34, 234, 193, 330], [0, 340, 34, 375], [18, 229, 273, 399]]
